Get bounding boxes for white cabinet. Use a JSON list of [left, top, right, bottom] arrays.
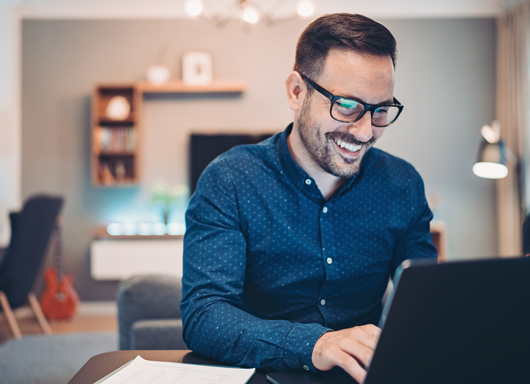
[[90, 238, 183, 280]]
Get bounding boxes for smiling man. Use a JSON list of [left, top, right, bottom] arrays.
[[181, 13, 437, 383]]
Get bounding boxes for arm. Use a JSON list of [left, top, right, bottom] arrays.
[[180, 161, 330, 371], [391, 172, 438, 276]]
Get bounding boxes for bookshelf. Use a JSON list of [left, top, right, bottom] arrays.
[[92, 84, 141, 186], [91, 80, 246, 187]]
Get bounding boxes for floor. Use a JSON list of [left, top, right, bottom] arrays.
[[0, 303, 117, 345]]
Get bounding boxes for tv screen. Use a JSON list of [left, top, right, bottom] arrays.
[[189, 133, 273, 194]]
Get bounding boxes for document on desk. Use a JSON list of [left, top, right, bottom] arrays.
[[96, 355, 256, 384]]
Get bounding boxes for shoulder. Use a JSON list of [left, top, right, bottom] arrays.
[[207, 133, 280, 174], [362, 148, 424, 185]]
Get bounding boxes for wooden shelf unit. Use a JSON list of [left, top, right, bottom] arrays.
[[135, 80, 246, 93], [91, 80, 246, 187], [92, 84, 142, 187]]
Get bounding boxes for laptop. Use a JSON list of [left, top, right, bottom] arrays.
[[267, 257, 530, 384]]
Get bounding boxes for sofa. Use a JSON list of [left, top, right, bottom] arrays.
[[116, 274, 187, 350]]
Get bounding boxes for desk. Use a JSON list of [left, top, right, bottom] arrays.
[[68, 350, 356, 384]]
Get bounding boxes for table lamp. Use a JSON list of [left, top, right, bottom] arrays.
[[473, 120, 510, 179]]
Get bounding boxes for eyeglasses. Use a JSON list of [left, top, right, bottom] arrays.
[[300, 73, 404, 128]]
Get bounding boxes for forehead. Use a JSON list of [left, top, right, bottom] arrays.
[[317, 49, 395, 104]]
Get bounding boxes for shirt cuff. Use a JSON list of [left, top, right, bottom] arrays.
[[283, 323, 331, 372]]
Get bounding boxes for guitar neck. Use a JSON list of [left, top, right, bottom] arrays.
[[54, 223, 65, 280]]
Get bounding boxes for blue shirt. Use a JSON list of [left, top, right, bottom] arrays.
[[181, 124, 437, 372]]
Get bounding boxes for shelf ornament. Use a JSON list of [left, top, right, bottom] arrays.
[[105, 96, 131, 121]]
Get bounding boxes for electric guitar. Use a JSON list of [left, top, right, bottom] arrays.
[[40, 217, 79, 319]]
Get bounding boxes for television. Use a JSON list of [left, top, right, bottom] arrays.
[[189, 133, 274, 194]]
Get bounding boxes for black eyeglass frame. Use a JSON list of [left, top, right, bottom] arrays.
[[300, 73, 404, 127]]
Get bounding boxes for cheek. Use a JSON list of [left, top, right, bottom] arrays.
[[373, 127, 385, 139]]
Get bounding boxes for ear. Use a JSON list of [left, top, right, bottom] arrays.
[[285, 71, 306, 112]]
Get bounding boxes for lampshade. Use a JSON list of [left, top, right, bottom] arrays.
[[472, 139, 509, 179]]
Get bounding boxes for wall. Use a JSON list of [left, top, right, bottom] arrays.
[[22, 18, 497, 300], [0, 4, 21, 246]]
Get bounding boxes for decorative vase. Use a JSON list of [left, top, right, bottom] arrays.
[[146, 65, 170, 85], [163, 210, 170, 226]]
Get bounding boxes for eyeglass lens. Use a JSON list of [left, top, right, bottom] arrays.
[[333, 98, 400, 127]]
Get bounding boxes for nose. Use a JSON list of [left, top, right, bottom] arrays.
[[347, 111, 373, 142]]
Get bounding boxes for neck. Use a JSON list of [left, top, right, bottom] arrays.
[[287, 129, 345, 200]]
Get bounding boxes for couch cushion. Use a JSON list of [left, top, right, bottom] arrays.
[[131, 319, 187, 350]]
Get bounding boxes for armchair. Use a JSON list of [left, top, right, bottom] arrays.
[[0, 194, 64, 338], [116, 274, 187, 350]]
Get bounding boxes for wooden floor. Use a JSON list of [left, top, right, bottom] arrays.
[[0, 308, 117, 345]]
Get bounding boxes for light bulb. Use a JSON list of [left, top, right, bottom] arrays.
[[473, 162, 509, 179], [123, 223, 137, 236], [185, 0, 203, 17], [297, 0, 315, 17], [242, 6, 260, 24], [153, 223, 167, 235], [138, 223, 153, 236], [107, 223, 123, 236]]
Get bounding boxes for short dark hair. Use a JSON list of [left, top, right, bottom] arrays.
[[294, 13, 397, 80]]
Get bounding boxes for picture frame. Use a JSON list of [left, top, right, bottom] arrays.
[[182, 51, 213, 85]]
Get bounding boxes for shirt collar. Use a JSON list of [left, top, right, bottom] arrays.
[[276, 124, 308, 190]]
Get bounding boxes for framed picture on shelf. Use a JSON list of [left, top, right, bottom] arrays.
[[182, 51, 213, 85]]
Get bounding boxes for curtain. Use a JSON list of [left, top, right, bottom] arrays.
[[496, 1, 530, 256]]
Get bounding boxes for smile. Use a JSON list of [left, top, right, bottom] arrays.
[[334, 138, 362, 153]]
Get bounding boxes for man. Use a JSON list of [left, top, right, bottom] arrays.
[[181, 13, 437, 383]]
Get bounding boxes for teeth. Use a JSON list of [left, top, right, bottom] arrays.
[[334, 139, 362, 153]]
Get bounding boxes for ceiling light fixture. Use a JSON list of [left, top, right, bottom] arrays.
[[185, 0, 204, 17], [184, 0, 316, 28]]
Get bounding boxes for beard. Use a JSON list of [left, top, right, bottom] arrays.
[[296, 96, 377, 179]]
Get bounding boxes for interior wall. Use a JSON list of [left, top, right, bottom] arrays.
[[0, 6, 21, 246], [22, 18, 497, 300]]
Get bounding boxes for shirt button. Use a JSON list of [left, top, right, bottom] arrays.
[[305, 179, 311, 185], [322, 207, 328, 213], [303, 365, 309, 371], [326, 257, 333, 264], [320, 299, 326, 306]]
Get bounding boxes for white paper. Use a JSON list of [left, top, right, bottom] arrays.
[[97, 355, 256, 384]]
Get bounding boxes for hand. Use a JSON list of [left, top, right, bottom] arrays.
[[311, 324, 381, 383]]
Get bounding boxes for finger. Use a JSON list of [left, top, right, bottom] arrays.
[[346, 327, 380, 351], [334, 350, 368, 383], [340, 340, 374, 368], [363, 323, 382, 337]]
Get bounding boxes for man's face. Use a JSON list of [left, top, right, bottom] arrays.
[[296, 49, 395, 179]]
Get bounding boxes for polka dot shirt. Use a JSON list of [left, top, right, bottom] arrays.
[[181, 124, 437, 372]]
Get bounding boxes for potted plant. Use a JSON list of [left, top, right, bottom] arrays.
[[151, 180, 189, 225]]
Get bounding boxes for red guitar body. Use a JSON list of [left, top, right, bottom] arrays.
[[40, 267, 79, 320]]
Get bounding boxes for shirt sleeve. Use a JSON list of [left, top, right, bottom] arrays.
[[391, 170, 438, 277], [180, 161, 330, 372]]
